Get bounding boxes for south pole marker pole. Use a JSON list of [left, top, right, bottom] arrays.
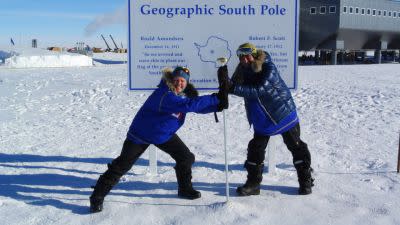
[[216, 57, 230, 202], [397, 131, 399, 173]]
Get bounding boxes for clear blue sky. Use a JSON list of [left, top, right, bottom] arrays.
[[0, 0, 127, 48]]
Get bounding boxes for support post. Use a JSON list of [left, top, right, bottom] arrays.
[[149, 146, 158, 175], [267, 138, 276, 175], [314, 50, 320, 64], [375, 49, 382, 64], [398, 50, 400, 63], [331, 50, 338, 65]]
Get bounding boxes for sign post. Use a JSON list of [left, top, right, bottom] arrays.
[[149, 146, 158, 175], [267, 138, 277, 175]]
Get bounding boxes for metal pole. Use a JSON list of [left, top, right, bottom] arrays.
[[397, 132, 400, 173], [223, 110, 229, 202]]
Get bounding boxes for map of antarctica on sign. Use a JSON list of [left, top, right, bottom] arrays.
[[129, 0, 298, 90], [194, 36, 232, 68]]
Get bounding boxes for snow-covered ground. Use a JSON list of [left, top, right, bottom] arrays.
[[1, 48, 93, 68], [0, 62, 399, 225]]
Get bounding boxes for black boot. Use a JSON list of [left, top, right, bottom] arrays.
[[90, 177, 114, 213], [174, 166, 201, 200], [236, 161, 264, 196], [89, 195, 104, 213], [90, 164, 122, 213], [295, 162, 314, 195]]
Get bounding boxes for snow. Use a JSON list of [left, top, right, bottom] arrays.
[[0, 60, 400, 225], [1, 48, 93, 68]]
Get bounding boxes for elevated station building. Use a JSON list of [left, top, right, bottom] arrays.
[[300, 0, 400, 64]]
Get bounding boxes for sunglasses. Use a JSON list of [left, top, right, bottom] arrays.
[[236, 47, 256, 57]]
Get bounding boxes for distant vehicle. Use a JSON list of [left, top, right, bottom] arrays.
[[92, 48, 104, 53], [47, 47, 62, 52]]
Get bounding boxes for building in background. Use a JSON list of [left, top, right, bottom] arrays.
[[300, 0, 400, 65]]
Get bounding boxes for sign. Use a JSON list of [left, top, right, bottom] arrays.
[[128, 0, 299, 90]]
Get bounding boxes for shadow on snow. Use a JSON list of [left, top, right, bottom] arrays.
[[0, 153, 297, 214]]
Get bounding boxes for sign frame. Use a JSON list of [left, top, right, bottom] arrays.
[[128, 0, 299, 90]]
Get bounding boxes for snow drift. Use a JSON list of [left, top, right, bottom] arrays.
[[1, 48, 93, 68]]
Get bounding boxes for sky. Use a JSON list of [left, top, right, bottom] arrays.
[[1, 0, 400, 49], [0, 0, 128, 49]]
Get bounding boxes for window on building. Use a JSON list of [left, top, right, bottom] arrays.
[[320, 6, 326, 14], [367, 9, 371, 15], [394, 12, 397, 18], [389, 11, 392, 17], [361, 8, 365, 15], [343, 6, 347, 13], [329, 6, 336, 13], [378, 10, 382, 16], [355, 7, 359, 14], [372, 9, 376, 16], [383, 10, 387, 17], [310, 7, 317, 14], [349, 7, 353, 14]]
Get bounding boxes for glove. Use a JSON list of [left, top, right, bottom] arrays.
[[217, 65, 234, 93], [216, 65, 230, 111], [216, 82, 229, 111], [217, 65, 229, 86]]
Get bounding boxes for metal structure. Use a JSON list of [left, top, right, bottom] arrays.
[[300, 0, 400, 64], [398, 131, 400, 173], [101, 34, 112, 52], [109, 35, 120, 51], [32, 39, 37, 48]]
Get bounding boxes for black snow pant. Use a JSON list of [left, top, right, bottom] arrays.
[[246, 123, 311, 167], [108, 134, 195, 175], [91, 134, 195, 198]]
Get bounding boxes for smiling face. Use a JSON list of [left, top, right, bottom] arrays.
[[239, 54, 255, 67], [173, 76, 187, 94]]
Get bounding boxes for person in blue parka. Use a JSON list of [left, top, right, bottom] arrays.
[[225, 43, 314, 196], [89, 66, 229, 213]]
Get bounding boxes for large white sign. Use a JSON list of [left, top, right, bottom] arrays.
[[128, 0, 299, 90]]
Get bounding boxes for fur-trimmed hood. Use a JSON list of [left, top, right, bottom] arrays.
[[160, 67, 198, 98], [161, 67, 178, 93], [231, 50, 270, 85]]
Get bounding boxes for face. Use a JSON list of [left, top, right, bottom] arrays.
[[173, 77, 187, 94], [239, 54, 255, 67]]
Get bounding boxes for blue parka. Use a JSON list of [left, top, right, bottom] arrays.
[[127, 78, 219, 145], [231, 50, 298, 135]]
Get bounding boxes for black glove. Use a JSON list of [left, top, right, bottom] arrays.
[[216, 66, 230, 111], [216, 90, 228, 111], [218, 65, 234, 93], [217, 65, 229, 86], [212, 93, 224, 112]]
